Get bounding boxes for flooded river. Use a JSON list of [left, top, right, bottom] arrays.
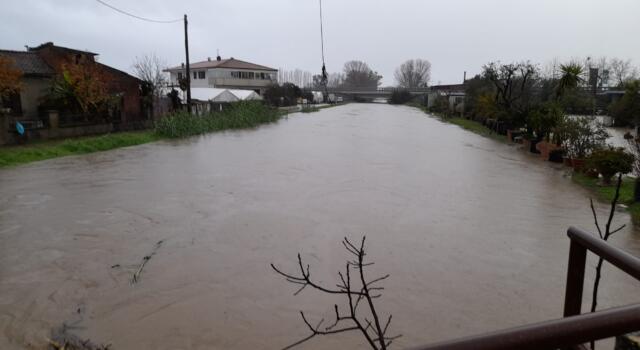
[[1, 104, 639, 349]]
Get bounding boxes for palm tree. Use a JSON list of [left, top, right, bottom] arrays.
[[556, 63, 584, 100]]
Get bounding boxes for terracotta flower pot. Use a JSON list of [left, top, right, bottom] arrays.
[[536, 141, 560, 161], [571, 158, 586, 172]]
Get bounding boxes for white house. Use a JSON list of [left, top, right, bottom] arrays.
[[164, 56, 277, 95]]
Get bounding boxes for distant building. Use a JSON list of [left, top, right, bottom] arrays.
[[164, 56, 277, 95], [427, 83, 466, 113]]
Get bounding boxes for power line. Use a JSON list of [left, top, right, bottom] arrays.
[[95, 0, 182, 23]]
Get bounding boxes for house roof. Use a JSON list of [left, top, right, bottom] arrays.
[[165, 57, 277, 72], [98, 62, 143, 83], [190, 88, 264, 102], [0, 50, 55, 77], [28, 42, 98, 56]]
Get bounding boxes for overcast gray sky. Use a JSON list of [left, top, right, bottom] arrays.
[[2, 0, 639, 85]]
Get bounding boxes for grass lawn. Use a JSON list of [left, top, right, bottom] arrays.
[[445, 117, 508, 143], [572, 173, 640, 221], [0, 131, 159, 168], [408, 103, 507, 143]]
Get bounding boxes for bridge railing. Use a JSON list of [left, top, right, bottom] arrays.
[[408, 226, 640, 350], [324, 87, 431, 93]]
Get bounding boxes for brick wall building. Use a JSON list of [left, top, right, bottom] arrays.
[[28, 42, 143, 125]]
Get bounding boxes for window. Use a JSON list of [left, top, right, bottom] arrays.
[[193, 71, 198, 79], [177, 72, 183, 80], [198, 71, 205, 79]]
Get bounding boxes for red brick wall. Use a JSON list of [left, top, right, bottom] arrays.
[[34, 46, 143, 124]]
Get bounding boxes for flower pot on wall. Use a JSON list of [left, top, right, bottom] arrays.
[[571, 158, 586, 172], [536, 141, 561, 161]]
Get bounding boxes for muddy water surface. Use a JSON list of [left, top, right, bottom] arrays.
[[1, 104, 639, 349]]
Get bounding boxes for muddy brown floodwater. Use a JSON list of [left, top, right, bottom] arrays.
[[1, 103, 639, 350]]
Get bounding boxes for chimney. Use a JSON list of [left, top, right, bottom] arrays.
[[181, 63, 185, 68], [216, 55, 221, 61], [208, 57, 211, 61]]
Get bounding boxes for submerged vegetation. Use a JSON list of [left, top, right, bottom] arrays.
[[0, 131, 158, 167], [0, 101, 282, 167], [155, 101, 281, 138]]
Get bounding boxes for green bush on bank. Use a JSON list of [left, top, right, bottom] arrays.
[[155, 101, 281, 138], [0, 131, 158, 167]]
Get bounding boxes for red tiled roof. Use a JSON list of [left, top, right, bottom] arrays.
[[165, 58, 277, 72]]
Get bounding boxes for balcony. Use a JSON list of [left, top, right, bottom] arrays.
[[208, 77, 275, 88]]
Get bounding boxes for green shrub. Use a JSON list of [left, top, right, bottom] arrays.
[[154, 101, 281, 138], [586, 147, 635, 184], [388, 90, 413, 105]]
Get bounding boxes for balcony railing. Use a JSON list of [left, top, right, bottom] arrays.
[[408, 226, 640, 350]]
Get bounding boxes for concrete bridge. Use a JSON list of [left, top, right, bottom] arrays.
[[325, 87, 430, 100]]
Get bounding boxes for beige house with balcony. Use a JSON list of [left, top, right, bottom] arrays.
[[164, 56, 277, 95]]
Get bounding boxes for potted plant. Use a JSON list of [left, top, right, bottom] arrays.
[[586, 147, 635, 185]]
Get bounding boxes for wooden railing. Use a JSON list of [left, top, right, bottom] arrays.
[[409, 227, 640, 350]]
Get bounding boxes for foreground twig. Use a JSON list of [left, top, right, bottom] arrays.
[[588, 173, 625, 350], [272, 236, 400, 350], [131, 240, 164, 284], [48, 323, 111, 350]]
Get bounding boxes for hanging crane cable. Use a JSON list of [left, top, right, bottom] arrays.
[[319, 0, 329, 99], [95, 0, 182, 23]]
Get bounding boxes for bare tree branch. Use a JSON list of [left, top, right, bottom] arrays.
[[272, 236, 397, 349]]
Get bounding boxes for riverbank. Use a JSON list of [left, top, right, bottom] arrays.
[[0, 131, 159, 168], [0, 102, 283, 168], [408, 103, 507, 142], [407, 103, 640, 221], [572, 173, 640, 220]]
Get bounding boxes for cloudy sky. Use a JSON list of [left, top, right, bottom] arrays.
[[2, 0, 639, 85]]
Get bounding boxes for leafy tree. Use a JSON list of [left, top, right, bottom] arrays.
[[388, 89, 412, 105], [609, 80, 640, 126], [342, 60, 382, 90], [46, 62, 110, 114], [527, 103, 564, 142], [464, 74, 496, 120], [0, 56, 22, 98], [559, 116, 608, 159], [586, 147, 634, 185], [482, 61, 538, 127], [394, 59, 431, 89], [263, 82, 302, 107], [556, 63, 583, 100]]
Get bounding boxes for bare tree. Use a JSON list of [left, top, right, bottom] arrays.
[[132, 53, 168, 98], [394, 59, 431, 89], [342, 61, 382, 90], [609, 58, 637, 88], [271, 237, 400, 350], [588, 173, 627, 350]]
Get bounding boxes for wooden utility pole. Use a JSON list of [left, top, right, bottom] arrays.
[[184, 14, 192, 113]]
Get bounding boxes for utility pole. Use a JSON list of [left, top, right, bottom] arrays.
[[184, 14, 192, 114]]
